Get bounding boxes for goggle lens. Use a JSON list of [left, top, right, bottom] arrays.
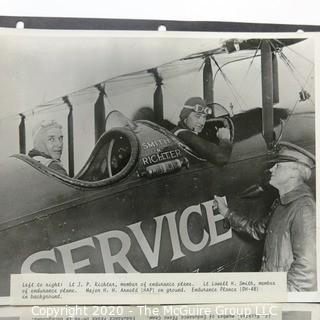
[[184, 104, 212, 115]]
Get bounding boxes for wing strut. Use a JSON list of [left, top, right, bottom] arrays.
[[18, 113, 26, 154], [94, 84, 107, 143], [261, 40, 275, 150], [63, 96, 75, 177], [203, 57, 214, 116], [149, 68, 164, 124], [272, 52, 279, 104]]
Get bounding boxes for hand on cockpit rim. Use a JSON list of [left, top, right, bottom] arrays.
[[216, 127, 231, 141], [214, 196, 229, 217]]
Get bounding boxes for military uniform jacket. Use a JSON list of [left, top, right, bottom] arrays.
[[226, 183, 316, 291]]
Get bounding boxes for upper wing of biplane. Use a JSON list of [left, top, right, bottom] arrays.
[[0, 35, 314, 176]]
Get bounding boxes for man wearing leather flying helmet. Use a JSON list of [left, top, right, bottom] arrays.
[[172, 97, 232, 165], [215, 143, 316, 291]]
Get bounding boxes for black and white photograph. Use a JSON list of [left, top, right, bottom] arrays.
[[0, 29, 317, 301]]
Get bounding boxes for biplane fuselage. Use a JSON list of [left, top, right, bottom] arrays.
[[0, 104, 314, 297]]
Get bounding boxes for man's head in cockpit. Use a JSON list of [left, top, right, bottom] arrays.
[[32, 120, 64, 160], [179, 97, 212, 134]]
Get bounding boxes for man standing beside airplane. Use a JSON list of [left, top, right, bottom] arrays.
[[172, 96, 233, 166], [215, 144, 317, 291]]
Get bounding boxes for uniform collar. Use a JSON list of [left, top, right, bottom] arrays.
[[280, 183, 312, 205]]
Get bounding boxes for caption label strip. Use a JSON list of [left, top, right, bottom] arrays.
[[11, 273, 287, 305]]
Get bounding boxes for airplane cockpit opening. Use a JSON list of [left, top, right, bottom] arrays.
[[75, 128, 138, 182], [12, 126, 140, 188], [73, 110, 139, 182], [201, 102, 235, 144], [12, 116, 194, 188]]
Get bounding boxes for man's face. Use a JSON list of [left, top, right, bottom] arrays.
[[45, 127, 63, 160], [185, 111, 206, 133], [269, 162, 296, 189]]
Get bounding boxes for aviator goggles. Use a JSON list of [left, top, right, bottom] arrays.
[[183, 104, 212, 115]]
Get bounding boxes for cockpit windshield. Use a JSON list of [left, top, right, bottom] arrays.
[[75, 127, 138, 182], [105, 110, 137, 132]]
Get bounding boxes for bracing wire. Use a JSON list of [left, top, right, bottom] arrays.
[[162, 59, 205, 123], [236, 41, 262, 107], [240, 41, 262, 86], [277, 48, 315, 106], [211, 55, 247, 112], [162, 84, 182, 122], [273, 38, 314, 65], [278, 51, 307, 88], [2, 39, 314, 129], [277, 59, 315, 133], [269, 39, 313, 89]]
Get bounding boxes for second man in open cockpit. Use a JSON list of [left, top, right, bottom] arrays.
[[172, 96, 233, 166]]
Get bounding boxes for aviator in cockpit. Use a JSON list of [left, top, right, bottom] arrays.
[[172, 97, 233, 166]]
